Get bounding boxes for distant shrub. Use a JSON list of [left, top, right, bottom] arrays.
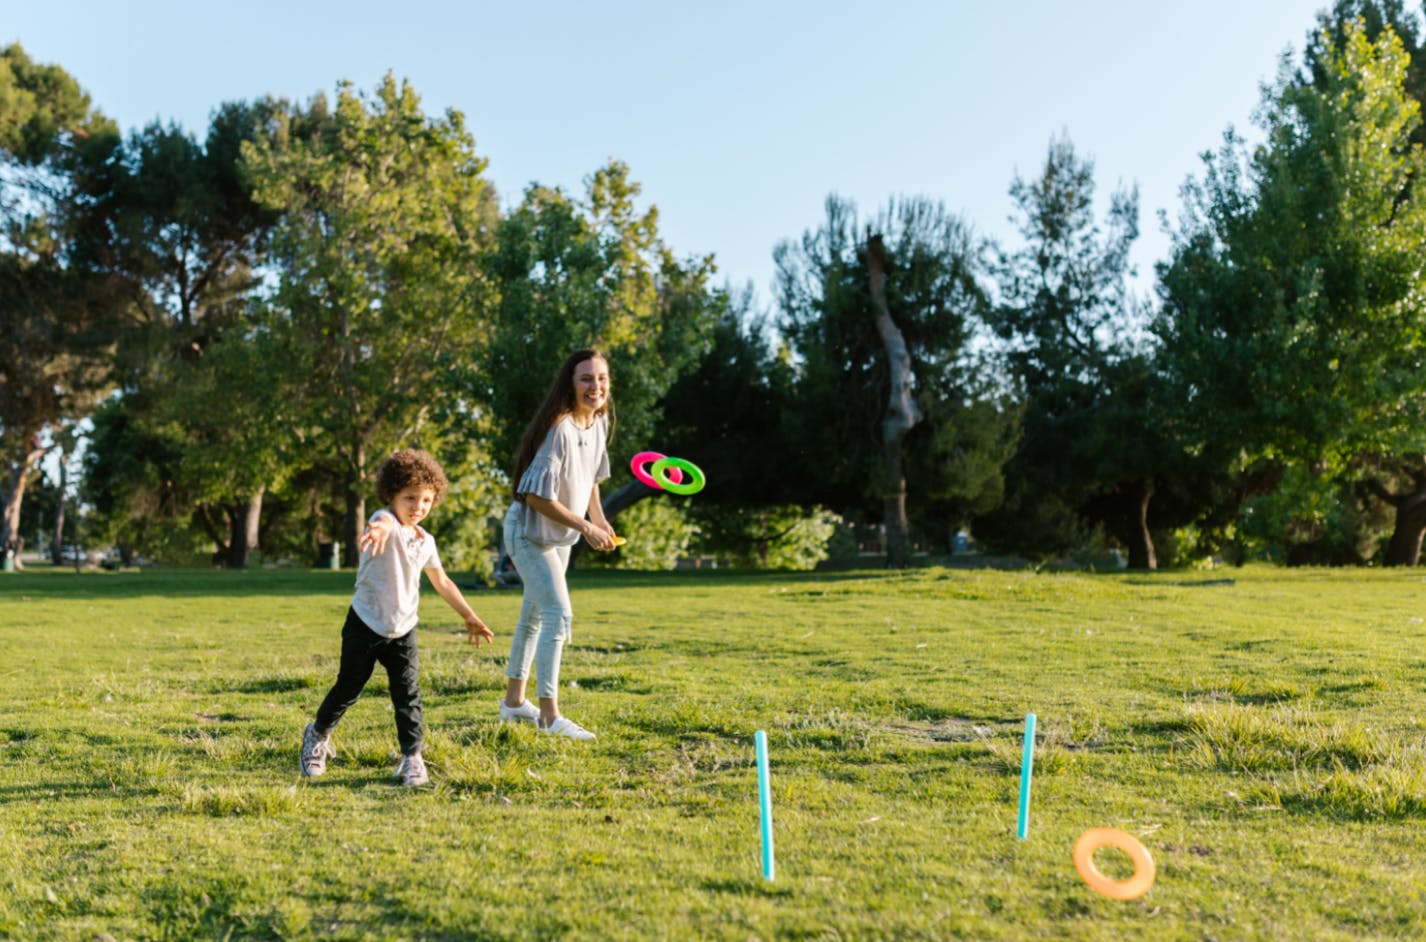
[[692, 504, 842, 570], [590, 498, 701, 570]]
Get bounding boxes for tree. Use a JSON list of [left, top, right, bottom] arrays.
[[969, 134, 1191, 569], [0, 44, 123, 565], [243, 75, 499, 565], [652, 289, 831, 565], [775, 196, 1002, 567], [152, 328, 294, 567], [479, 161, 720, 507], [87, 103, 285, 567], [1305, 0, 1426, 144], [81, 396, 187, 565], [1306, 4, 1426, 565], [654, 288, 796, 507], [1156, 20, 1426, 564]]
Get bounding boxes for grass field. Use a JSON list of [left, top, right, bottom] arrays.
[[2, 563, 1425, 940]]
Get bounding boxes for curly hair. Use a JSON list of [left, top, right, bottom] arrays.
[[376, 449, 449, 506]]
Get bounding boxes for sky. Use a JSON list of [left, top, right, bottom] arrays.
[[4, 1, 1355, 306]]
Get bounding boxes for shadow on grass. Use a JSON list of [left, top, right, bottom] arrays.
[[5, 565, 900, 602], [0, 780, 163, 802], [566, 568, 902, 591], [567, 674, 653, 694], [220, 675, 318, 694], [296, 772, 403, 790], [1122, 577, 1237, 588], [622, 709, 747, 741], [580, 640, 645, 655], [1, 568, 358, 599], [1130, 717, 1193, 737], [701, 877, 794, 897]]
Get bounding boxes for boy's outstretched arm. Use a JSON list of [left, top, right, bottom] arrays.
[[359, 514, 395, 555], [425, 565, 494, 646]]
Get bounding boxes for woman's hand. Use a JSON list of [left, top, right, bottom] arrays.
[[583, 522, 617, 552]]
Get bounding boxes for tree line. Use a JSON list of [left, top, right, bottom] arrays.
[[4, 1, 1426, 573]]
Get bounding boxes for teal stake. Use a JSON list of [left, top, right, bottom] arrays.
[[755, 729, 775, 880], [1016, 712, 1036, 840]]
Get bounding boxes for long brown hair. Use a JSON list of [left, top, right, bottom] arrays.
[[510, 348, 615, 500]]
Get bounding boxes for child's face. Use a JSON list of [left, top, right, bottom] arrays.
[[390, 486, 437, 528], [571, 356, 610, 418]]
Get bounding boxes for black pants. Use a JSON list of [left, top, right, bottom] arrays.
[[314, 608, 423, 756]]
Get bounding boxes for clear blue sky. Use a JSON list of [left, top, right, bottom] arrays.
[[6, 1, 1353, 304]]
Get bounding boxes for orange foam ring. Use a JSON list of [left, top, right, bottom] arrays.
[[1072, 828, 1156, 900]]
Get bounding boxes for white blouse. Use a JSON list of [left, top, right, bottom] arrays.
[[512, 414, 611, 546]]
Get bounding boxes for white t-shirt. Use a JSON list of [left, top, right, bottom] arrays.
[[512, 414, 611, 546], [350, 509, 442, 638]]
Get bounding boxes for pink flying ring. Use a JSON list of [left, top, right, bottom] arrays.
[[631, 451, 684, 489]]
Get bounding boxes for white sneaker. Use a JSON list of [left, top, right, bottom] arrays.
[[538, 716, 596, 740], [394, 752, 429, 787], [498, 699, 540, 725], [299, 723, 335, 777]]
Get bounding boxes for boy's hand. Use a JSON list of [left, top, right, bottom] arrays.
[[359, 518, 393, 556], [465, 614, 494, 646]]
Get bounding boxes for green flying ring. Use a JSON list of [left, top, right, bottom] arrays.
[[651, 457, 705, 495]]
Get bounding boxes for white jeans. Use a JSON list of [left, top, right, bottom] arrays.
[[503, 503, 572, 700]]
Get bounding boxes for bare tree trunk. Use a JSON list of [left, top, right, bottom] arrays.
[[1382, 488, 1426, 566], [50, 449, 68, 565], [1124, 479, 1157, 570], [194, 504, 230, 566], [2, 436, 46, 571], [243, 485, 264, 562], [223, 486, 266, 569], [50, 498, 66, 566], [223, 506, 244, 568], [343, 447, 366, 569], [863, 233, 921, 569], [601, 479, 658, 519], [1367, 470, 1426, 567], [342, 489, 363, 568]]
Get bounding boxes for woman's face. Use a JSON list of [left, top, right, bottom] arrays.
[[570, 356, 610, 420]]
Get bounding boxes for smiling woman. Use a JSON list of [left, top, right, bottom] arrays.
[[498, 348, 620, 740]]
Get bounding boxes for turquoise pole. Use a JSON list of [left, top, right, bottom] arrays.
[[1016, 713, 1036, 840], [755, 729, 775, 880]]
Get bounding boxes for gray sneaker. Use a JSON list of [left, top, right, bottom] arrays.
[[395, 752, 429, 787], [300, 723, 335, 777]]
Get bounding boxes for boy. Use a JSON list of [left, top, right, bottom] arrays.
[[300, 449, 493, 786]]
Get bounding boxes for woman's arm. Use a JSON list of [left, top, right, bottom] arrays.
[[587, 483, 612, 533], [525, 493, 615, 551]]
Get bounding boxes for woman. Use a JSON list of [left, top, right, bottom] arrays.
[[497, 348, 618, 739]]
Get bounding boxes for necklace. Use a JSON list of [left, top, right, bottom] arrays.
[[573, 414, 593, 446]]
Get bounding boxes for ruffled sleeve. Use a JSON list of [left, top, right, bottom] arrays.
[[515, 424, 568, 502]]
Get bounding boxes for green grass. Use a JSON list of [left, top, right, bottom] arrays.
[[3, 564, 1426, 940]]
